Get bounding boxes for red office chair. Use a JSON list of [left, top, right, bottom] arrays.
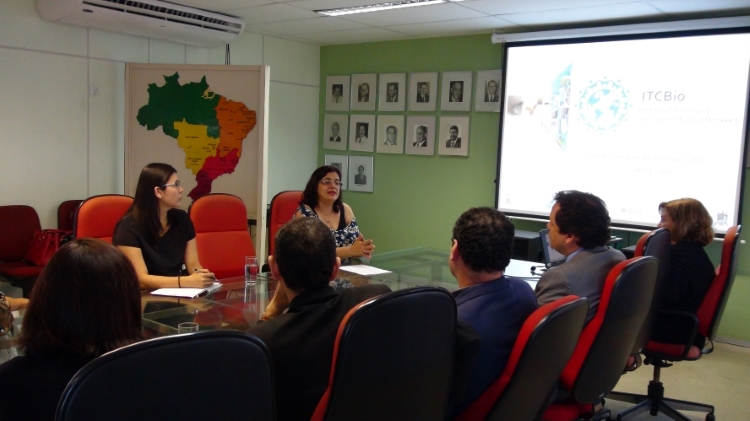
[[312, 286, 457, 421], [268, 190, 302, 257], [74, 194, 133, 244], [58, 200, 83, 232], [542, 256, 659, 421], [609, 225, 741, 421], [455, 296, 589, 421], [188, 193, 256, 280], [0, 205, 44, 296]]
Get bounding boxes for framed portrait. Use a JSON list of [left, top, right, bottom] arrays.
[[475, 70, 502, 112], [323, 114, 348, 150], [440, 71, 472, 112], [348, 114, 376, 152], [348, 155, 374, 193], [438, 115, 470, 157], [405, 115, 436, 156], [350, 73, 376, 111], [326, 75, 350, 111], [376, 115, 404, 154], [378, 73, 406, 112], [408, 72, 438, 112], [324, 154, 349, 190]]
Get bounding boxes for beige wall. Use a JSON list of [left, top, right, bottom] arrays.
[[0, 0, 320, 229]]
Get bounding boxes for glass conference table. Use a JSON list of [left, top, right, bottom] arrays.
[[0, 248, 543, 361], [139, 248, 542, 336]]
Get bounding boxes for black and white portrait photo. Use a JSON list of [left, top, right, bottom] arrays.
[[324, 154, 349, 190], [350, 73, 376, 111], [379, 73, 406, 112], [386, 83, 399, 102], [475, 70, 502, 112], [323, 114, 348, 151], [348, 155, 374, 193], [441, 71, 472, 112], [376, 115, 404, 154], [438, 115, 470, 156], [406, 115, 435, 156], [408, 72, 437, 112], [354, 165, 367, 185], [348, 114, 375, 152], [326, 75, 350, 111], [449, 81, 464, 102]]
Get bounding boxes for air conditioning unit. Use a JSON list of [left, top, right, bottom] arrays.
[[37, 0, 245, 48]]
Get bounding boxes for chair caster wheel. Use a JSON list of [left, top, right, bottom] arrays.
[[706, 414, 715, 421]]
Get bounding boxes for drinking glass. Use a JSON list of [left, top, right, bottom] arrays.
[[245, 256, 259, 279], [177, 322, 199, 334]]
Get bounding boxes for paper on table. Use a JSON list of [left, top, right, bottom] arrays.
[[342, 265, 391, 276], [151, 282, 222, 298]]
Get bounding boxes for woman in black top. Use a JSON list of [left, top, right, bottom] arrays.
[[651, 198, 716, 346], [113, 163, 214, 289], [0, 239, 143, 421]]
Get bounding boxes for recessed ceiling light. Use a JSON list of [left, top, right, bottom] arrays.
[[315, 0, 464, 17]]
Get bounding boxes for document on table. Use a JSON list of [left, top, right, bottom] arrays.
[[151, 282, 222, 298], [343, 265, 391, 276]]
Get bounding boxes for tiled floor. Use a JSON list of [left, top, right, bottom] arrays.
[[603, 342, 750, 420]]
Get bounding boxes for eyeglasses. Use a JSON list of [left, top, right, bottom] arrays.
[[319, 179, 342, 187], [161, 180, 181, 188]]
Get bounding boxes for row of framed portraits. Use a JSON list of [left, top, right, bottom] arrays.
[[324, 154, 374, 193], [324, 114, 469, 157], [326, 70, 501, 113]]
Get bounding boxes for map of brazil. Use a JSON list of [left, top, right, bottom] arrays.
[[136, 72, 257, 200]]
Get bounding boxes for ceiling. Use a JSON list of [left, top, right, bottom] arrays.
[[176, 0, 750, 45]]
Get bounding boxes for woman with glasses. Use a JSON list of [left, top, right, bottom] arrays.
[[295, 165, 374, 262], [113, 163, 214, 289]]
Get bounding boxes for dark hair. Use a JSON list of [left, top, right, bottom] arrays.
[[17, 239, 143, 358], [418, 125, 427, 134], [274, 218, 336, 292], [123, 163, 179, 245], [452, 207, 515, 273], [553, 190, 611, 249], [450, 125, 459, 133], [659, 198, 714, 245], [301, 165, 344, 213]]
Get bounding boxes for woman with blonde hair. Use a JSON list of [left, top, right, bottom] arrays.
[[653, 198, 715, 346]]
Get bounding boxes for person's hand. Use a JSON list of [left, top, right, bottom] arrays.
[[182, 269, 215, 288], [262, 282, 290, 320], [7, 297, 29, 311], [349, 233, 375, 258]]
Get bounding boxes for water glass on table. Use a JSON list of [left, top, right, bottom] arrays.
[[177, 322, 199, 334], [245, 256, 259, 282]]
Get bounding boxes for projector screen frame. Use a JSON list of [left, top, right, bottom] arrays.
[[494, 25, 750, 238]]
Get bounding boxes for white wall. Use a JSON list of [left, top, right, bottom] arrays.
[[0, 0, 320, 228]]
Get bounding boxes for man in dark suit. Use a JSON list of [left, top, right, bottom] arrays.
[[445, 125, 461, 148], [416, 82, 429, 103], [448, 207, 538, 416], [484, 80, 499, 102], [535, 190, 625, 323], [248, 218, 390, 421], [354, 165, 367, 185], [449, 81, 463, 102], [413, 125, 427, 147], [329, 122, 341, 142]]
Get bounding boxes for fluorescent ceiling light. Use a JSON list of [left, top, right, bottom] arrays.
[[315, 0, 463, 17]]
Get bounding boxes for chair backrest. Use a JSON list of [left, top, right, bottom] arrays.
[[631, 228, 671, 353], [188, 193, 256, 279], [560, 256, 658, 403], [74, 195, 133, 244], [268, 190, 303, 256], [0, 205, 41, 261], [312, 286, 456, 421], [456, 296, 589, 421], [697, 225, 741, 340], [58, 200, 83, 232], [55, 331, 275, 421]]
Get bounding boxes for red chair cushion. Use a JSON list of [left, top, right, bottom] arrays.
[[0, 261, 44, 278], [645, 341, 702, 360], [542, 398, 595, 421]]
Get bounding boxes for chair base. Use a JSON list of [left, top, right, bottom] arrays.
[[607, 380, 715, 421]]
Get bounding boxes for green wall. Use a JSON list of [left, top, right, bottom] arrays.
[[319, 34, 503, 253], [319, 33, 750, 343]]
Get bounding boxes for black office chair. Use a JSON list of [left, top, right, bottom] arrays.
[[311, 286, 459, 421], [56, 331, 275, 421]]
